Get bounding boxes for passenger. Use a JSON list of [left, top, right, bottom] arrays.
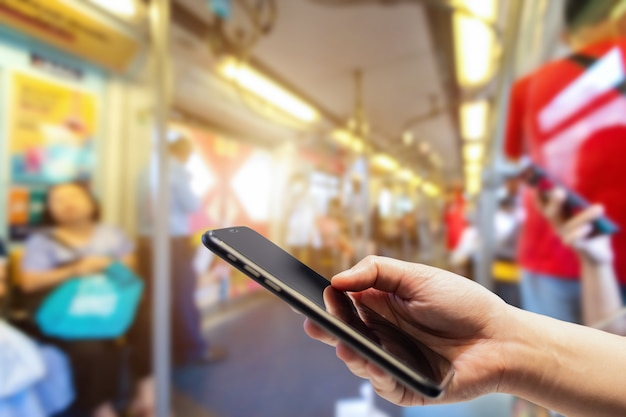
[[317, 197, 353, 278], [284, 173, 320, 263], [505, 0, 626, 322], [0, 238, 75, 417], [492, 182, 524, 308], [303, 256, 626, 416], [442, 183, 467, 257], [19, 182, 152, 417], [137, 135, 225, 365], [399, 209, 420, 263]]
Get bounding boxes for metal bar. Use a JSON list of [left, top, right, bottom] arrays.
[[474, 0, 524, 289], [149, 0, 172, 416]]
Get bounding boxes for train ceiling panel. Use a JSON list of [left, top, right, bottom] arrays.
[[249, 0, 461, 178]]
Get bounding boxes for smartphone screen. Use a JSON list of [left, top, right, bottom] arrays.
[[204, 226, 454, 397]]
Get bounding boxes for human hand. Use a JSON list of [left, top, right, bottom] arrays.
[[540, 188, 613, 265], [73, 256, 112, 275], [304, 256, 510, 406]]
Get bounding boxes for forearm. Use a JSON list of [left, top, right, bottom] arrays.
[[581, 260, 623, 326], [121, 254, 136, 271], [502, 307, 626, 417], [22, 266, 74, 292]]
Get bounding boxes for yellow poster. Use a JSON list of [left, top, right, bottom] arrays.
[[9, 72, 98, 184]]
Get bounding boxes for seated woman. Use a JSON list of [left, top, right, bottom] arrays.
[[20, 182, 152, 417]]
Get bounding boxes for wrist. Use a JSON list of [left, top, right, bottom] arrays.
[[579, 254, 613, 270], [497, 307, 557, 398]]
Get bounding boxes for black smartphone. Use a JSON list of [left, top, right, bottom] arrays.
[[203, 226, 454, 398], [521, 163, 619, 236]]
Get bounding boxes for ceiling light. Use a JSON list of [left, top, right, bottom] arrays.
[[332, 129, 352, 146], [410, 174, 423, 187], [352, 139, 365, 153], [465, 162, 482, 175], [402, 131, 414, 146], [398, 169, 413, 181], [332, 129, 364, 153], [453, 0, 497, 87], [464, 143, 484, 162], [466, 175, 482, 195], [218, 58, 319, 123], [87, 0, 136, 16], [372, 154, 399, 172], [422, 181, 440, 197], [461, 100, 489, 141]]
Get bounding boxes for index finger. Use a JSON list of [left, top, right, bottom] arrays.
[[331, 256, 438, 299]]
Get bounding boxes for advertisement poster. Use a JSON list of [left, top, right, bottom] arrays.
[[7, 185, 47, 241], [9, 72, 97, 185]]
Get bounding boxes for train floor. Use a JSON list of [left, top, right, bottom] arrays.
[[171, 291, 515, 417]]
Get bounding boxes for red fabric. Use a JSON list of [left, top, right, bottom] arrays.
[[505, 40, 626, 283], [444, 194, 467, 251]]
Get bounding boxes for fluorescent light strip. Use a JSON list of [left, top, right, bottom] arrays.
[[372, 154, 399, 172], [87, 0, 136, 16], [466, 176, 481, 194], [219, 59, 318, 123], [453, 0, 497, 87], [461, 100, 489, 141], [422, 182, 440, 197], [464, 143, 484, 162]]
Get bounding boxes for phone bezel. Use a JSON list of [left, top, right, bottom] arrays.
[[203, 227, 454, 398]]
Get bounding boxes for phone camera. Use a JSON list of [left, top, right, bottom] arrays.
[[230, 228, 239, 233]]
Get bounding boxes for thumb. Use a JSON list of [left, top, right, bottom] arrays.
[[331, 256, 438, 299]]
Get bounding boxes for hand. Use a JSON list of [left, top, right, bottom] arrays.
[[73, 256, 112, 276], [303, 256, 510, 406], [540, 188, 613, 265]]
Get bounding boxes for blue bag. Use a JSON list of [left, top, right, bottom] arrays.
[[35, 262, 144, 340]]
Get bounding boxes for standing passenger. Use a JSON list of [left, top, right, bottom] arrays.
[[505, 0, 626, 322], [137, 135, 225, 365]]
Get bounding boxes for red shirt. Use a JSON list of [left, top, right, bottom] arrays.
[[506, 40, 626, 283], [444, 194, 467, 251]]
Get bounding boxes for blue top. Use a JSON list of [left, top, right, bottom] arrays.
[[21, 224, 134, 273], [136, 157, 201, 237]]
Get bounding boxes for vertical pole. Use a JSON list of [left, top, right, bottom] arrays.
[[149, 1, 171, 416], [474, 0, 523, 289]]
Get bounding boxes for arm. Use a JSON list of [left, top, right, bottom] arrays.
[[120, 253, 137, 272], [21, 265, 76, 293], [540, 189, 622, 326], [504, 307, 626, 417], [304, 256, 626, 416], [20, 232, 116, 293], [580, 260, 622, 327], [20, 235, 77, 293]]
